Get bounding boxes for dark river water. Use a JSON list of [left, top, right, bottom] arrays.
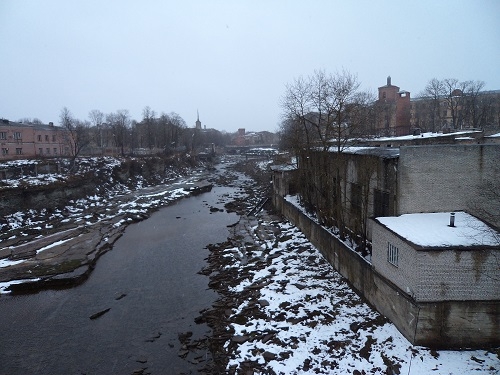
[[0, 174, 242, 374]]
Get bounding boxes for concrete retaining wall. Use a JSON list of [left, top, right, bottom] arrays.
[[273, 194, 500, 349]]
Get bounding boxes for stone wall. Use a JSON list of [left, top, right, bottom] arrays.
[[273, 194, 500, 348]]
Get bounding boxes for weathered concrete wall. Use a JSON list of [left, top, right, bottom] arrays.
[[416, 301, 500, 348], [274, 194, 500, 348]]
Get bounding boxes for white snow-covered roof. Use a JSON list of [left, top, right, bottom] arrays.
[[376, 212, 499, 248], [271, 163, 297, 172], [370, 131, 480, 142], [341, 146, 400, 158]]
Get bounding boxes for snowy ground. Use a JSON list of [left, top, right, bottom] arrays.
[[0, 157, 203, 243], [214, 217, 499, 374]]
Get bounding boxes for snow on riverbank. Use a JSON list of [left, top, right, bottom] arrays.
[[0, 155, 213, 294], [220, 219, 499, 374]]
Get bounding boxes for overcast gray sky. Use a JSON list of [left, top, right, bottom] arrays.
[[1, 0, 499, 133]]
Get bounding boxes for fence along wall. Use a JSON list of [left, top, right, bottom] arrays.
[[273, 194, 500, 348]]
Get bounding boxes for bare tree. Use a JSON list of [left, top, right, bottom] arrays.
[[141, 106, 157, 149], [280, 69, 372, 240], [106, 110, 131, 156], [419, 78, 444, 132], [89, 109, 104, 148], [281, 70, 366, 153], [59, 107, 91, 169], [462, 80, 486, 128], [277, 117, 305, 162], [60, 107, 75, 154]]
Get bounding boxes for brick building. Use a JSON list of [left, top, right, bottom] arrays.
[[272, 143, 500, 347], [293, 143, 499, 237], [372, 212, 499, 302], [375, 76, 411, 136], [0, 119, 70, 160]]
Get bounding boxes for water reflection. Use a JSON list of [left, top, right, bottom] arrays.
[[0, 184, 240, 374]]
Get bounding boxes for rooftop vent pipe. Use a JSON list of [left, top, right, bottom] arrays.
[[449, 212, 455, 227]]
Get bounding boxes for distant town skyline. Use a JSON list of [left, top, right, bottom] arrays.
[[1, 0, 499, 133]]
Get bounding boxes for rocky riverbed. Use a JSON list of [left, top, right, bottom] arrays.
[[179, 210, 499, 375], [0, 155, 218, 293], [1, 156, 498, 374], [176, 160, 499, 375]]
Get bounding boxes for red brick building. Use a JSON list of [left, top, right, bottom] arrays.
[[375, 76, 411, 136]]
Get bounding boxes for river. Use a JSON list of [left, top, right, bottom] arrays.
[[0, 166, 244, 374]]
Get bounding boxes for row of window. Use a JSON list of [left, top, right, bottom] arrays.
[[2, 148, 23, 155], [39, 148, 59, 155], [0, 131, 22, 140], [38, 134, 57, 142], [1, 147, 59, 156], [0, 132, 57, 141]]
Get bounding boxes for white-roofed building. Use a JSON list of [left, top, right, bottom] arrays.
[[372, 211, 499, 302]]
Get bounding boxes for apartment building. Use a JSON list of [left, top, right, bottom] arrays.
[[0, 119, 70, 160]]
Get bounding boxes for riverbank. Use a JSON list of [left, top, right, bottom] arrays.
[[0, 175, 213, 294], [187, 209, 499, 374]]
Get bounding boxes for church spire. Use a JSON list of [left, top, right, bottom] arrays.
[[195, 110, 202, 130]]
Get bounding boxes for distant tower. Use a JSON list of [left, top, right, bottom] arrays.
[[195, 110, 202, 130], [376, 76, 411, 136]]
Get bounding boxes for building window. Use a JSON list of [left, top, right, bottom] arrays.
[[39, 148, 43, 155], [53, 148, 57, 155], [13, 132, 21, 140], [38, 135, 42, 141], [52, 135, 56, 142], [0, 132, 6, 140], [387, 242, 399, 267], [46, 148, 50, 154], [45, 135, 49, 141], [16, 148, 22, 155], [2, 148, 8, 155], [374, 189, 390, 217]]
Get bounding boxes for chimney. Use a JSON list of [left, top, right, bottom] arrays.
[[387, 76, 391, 86], [449, 212, 455, 227]]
